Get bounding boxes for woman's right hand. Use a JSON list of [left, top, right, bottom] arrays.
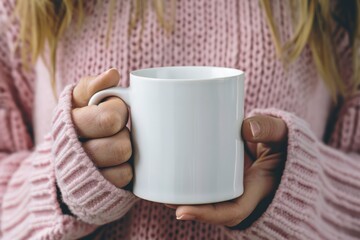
[[71, 69, 133, 189]]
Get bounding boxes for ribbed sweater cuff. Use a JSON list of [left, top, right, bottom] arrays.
[[51, 84, 138, 225], [30, 136, 95, 239], [242, 108, 320, 239]]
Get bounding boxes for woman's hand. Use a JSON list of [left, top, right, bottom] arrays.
[[167, 115, 288, 227], [72, 69, 133, 189]]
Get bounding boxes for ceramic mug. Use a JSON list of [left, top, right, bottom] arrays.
[[89, 66, 245, 204]]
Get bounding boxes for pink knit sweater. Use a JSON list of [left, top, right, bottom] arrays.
[[1, 0, 359, 239]]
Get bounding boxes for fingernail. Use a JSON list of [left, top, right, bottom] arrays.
[[176, 214, 196, 221], [249, 120, 261, 138]]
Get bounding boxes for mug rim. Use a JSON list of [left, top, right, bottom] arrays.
[[130, 66, 244, 82]]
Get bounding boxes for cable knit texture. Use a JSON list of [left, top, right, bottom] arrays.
[[0, 0, 359, 239]]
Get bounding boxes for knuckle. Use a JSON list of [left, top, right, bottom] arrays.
[[113, 138, 132, 162], [72, 108, 94, 136], [77, 108, 91, 124], [119, 98, 128, 108], [109, 129, 132, 163], [121, 163, 133, 183], [124, 138, 133, 157], [118, 100, 129, 119], [122, 138, 133, 160], [122, 127, 131, 140], [98, 109, 120, 134]]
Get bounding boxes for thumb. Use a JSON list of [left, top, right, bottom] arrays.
[[242, 115, 287, 143], [73, 68, 120, 108]]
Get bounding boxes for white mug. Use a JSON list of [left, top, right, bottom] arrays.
[[89, 66, 245, 204]]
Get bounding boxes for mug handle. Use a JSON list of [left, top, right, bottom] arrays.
[[88, 87, 131, 106]]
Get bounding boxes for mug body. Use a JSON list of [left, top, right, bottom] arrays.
[[129, 66, 244, 204]]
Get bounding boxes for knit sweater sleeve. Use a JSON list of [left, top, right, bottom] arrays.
[[228, 97, 360, 239], [52, 84, 139, 226], [0, 2, 137, 239]]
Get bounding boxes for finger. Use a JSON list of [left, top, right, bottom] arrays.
[[72, 97, 128, 138], [83, 128, 132, 167], [242, 115, 287, 144], [100, 163, 133, 188], [244, 140, 257, 161], [176, 164, 278, 227], [73, 68, 120, 108], [164, 204, 178, 209], [175, 201, 242, 226], [175, 183, 272, 227], [244, 151, 253, 171]]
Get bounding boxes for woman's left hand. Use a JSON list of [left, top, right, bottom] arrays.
[[165, 115, 288, 227]]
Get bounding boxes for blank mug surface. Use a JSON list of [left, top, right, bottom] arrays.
[[89, 66, 245, 204]]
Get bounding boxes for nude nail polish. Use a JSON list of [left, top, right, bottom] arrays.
[[176, 214, 196, 221], [249, 120, 261, 138]]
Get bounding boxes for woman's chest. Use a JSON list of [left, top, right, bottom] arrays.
[[45, 0, 331, 140]]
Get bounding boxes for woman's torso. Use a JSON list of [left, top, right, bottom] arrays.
[[34, 0, 331, 239]]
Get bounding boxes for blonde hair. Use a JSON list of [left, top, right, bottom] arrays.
[[16, 0, 360, 99], [260, 0, 360, 99]]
